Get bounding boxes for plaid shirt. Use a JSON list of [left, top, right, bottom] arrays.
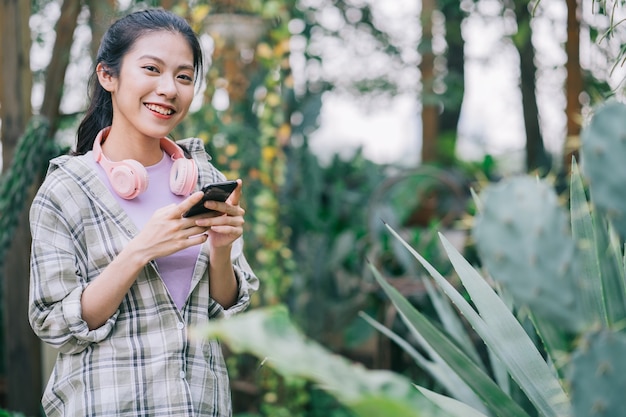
[[29, 138, 259, 417]]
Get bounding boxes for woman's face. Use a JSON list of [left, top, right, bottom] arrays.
[[102, 30, 196, 141]]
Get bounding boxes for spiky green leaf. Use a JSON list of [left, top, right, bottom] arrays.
[[370, 260, 531, 417]]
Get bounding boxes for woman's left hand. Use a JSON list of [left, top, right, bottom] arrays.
[[193, 179, 245, 249]]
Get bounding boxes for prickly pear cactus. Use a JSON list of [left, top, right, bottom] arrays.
[[568, 329, 626, 417], [472, 176, 589, 333], [581, 100, 626, 241]]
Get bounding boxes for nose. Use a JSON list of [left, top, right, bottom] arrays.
[[156, 76, 177, 99]]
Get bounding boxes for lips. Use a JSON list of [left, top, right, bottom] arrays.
[[145, 103, 175, 116]]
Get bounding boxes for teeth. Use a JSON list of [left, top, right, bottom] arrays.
[[145, 103, 173, 115]]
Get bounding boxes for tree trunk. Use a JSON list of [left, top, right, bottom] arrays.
[[1, 0, 81, 413], [2, 188, 42, 415], [160, 0, 177, 10], [438, 0, 465, 166], [420, 0, 439, 163], [40, 0, 84, 389], [41, 0, 82, 128], [87, 0, 116, 61], [0, 1, 39, 413], [0, 0, 32, 171], [564, 0, 582, 174], [514, 2, 550, 174]]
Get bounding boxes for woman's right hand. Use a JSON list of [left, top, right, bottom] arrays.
[[128, 191, 211, 263]]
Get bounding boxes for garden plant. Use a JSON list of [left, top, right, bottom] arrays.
[[198, 100, 626, 417]]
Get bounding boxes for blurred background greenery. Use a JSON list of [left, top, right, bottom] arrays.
[[0, 0, 624, 415]]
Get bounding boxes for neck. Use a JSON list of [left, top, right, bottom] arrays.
[[101, 128, 164, 166]]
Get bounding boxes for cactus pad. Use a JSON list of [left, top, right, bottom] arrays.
[[472, 176, 588, 333], [581, 101, 626, 241], [568, 329, 626, 417]]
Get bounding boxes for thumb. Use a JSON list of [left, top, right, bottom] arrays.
[[228, 179, 243, 206]]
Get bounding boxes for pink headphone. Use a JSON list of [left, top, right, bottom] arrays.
[[92, 127, 198, 199]]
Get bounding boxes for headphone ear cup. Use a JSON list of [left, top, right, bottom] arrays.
[[110, 159, 149, 199], [170, 158, 197, 196], [93, 127, 149, 199]]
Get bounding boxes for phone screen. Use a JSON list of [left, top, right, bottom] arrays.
[[182, 180, 238, 218]]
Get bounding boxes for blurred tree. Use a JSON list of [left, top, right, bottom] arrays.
[[295, 1, 416, 103], [507, 0, 623, 175], [87, 0, 116, 60], [0, 0, 38, 413], [510, 0, 550, 174], [561, 0, 626, 175], [421, 0, 468, 166], [0, 0, 84, 412], [563, 0, 583, 174], [0, 0, 32, 170], [40, 0, 82, 130], [438, 0, 467, 166], [420, 0, 439, 163]]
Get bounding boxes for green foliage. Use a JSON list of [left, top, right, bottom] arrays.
[[368, 255, 535, 417], [0, 410, 27, 417], [441, 101, 626, 414], [229, 354, 356, 417], [0, 117, 57, 265], [283, 143, 384, 342], [368, 165, 472, 278], [171, 0, 299, 307], [196, 306, 448, 417], [199, 100, 626, 416]]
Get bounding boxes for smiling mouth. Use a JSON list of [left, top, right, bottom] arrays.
[[145, 103, 174, 116]]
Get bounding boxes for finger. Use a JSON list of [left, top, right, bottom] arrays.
[[202, 200, 244, 217], [195, 207, 244, 227], [227, 179, 243, 206], [209, 224, 243, 237], [181, 224, 211, 238], [177, 191, 205, 217], [174, 230, 209, 249]]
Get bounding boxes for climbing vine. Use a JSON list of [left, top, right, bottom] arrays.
[[177, 0, 297, 305], [0, 117, 58, 267]]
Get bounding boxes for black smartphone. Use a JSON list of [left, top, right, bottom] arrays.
[[183, 180, 238, 218]]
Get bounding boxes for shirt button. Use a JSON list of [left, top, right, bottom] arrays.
[[177, 322, 184, 330], [179, 371, 186, 379]]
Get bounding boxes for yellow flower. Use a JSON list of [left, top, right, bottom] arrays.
[[256, 43, 273, 60], [191, 5, 210, 25], [262, 146, 277, 162], [266, 92, 281, 107], [225, 144, 238, 156], [277, 123, 291, 145]]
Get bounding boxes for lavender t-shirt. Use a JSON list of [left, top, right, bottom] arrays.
[[88, 150, 199, 310]]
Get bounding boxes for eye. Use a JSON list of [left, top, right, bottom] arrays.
[[143, 65, 159, 73], [177, 73, 194, 83]]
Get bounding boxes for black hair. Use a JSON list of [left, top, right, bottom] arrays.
[[74, 8, 204, 155]]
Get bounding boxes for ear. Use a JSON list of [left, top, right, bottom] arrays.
[[96, 63, 116, 92]]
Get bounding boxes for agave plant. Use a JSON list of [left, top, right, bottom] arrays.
[[198, 100, 626, 417]]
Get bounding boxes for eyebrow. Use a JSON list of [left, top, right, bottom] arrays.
[[137, 54, 194, 72]]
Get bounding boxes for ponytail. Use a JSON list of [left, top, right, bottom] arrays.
[[74, 73, 113, 155]]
